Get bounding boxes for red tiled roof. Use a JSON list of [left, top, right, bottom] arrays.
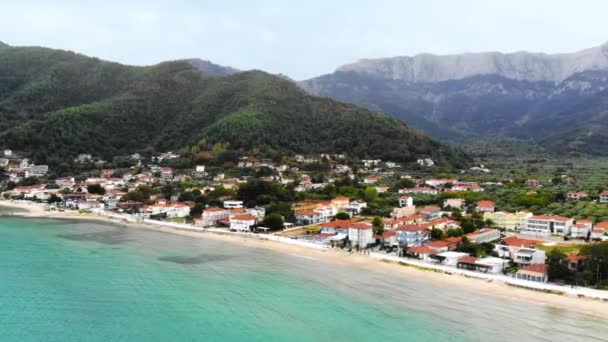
[[397, 224, 426, 232], [530, 215, 571, 222], [502, 236, 542, 247], [476, 200, 495, 207], [520, 264, 549, 274], [457, 256, 478, 264], [595, 222, 608, 229], [204, 207, 226, 212], [426, 240, 449, 248], [566, 254, 587, 262], [231, 214, 256, 221], [407, 246, 433, 254]]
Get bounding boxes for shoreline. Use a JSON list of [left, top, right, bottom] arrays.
[[1, 200, 607, 317]]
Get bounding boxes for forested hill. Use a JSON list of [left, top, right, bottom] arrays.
[[0, 44, 469, 168]]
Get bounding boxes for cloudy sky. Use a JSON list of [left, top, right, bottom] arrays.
[[1, 0, 607, 79]]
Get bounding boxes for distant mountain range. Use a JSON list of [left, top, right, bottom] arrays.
[[300, 42, 608, 154], [0, 41, 468, 168]]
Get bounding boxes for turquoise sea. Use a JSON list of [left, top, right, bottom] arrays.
[[0, 215, 607, 341]]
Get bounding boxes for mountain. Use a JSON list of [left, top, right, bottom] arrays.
[[0, 44, 468, 168], [185, 58, 239, 76], [301, 42, 608, 153]]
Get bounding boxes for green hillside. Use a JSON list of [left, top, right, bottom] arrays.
[[0, 44, 469, 168]]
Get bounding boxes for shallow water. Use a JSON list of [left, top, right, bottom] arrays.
[[0, 217, 606, 341]]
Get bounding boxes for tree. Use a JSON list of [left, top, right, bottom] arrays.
[[262, 213, 284, 231], [87, 183, 106, 195], [47, 193, 62, 204], [372, 216, 384, 235], [546, 249, 570, 281], [446, 228, 464, 237], [580, 243, 608, 288], [334, 212, 350, 220], [431, 228, 444, 240]]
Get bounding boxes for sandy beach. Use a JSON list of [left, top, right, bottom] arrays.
[[1, 200, 607, 317]]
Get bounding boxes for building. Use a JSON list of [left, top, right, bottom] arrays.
[[522, 215, 573, 236], [230, 214, 257, 232], [566, 254, 587, 272], [566, 191, 588, 201], [418, 206, 442, 221], [295, 210, 324, 226], [330, 196, 350, 210], [600, 191, 608, 203], [494, 236, 546, 266], [348, 224, 374, 248], [475, 200, 495, 213], [526, 179, 541, 187], [396, 225, 430, 247], [483, 211, 532, 231], [466, 228, 501, 243], [363, 176, 379, 184], [443, 198, 465, 210], [319, 220, 354, 235], [146, 202, 190, 218], [406, 246, 435, 262], [201, 207, 229, 227], [434, 251, 469, 267], [223, 200, 244, 209], [591, 222, 608, 240], [425, 178, 457, 187], [160, 167, 173, 180], [571, 219, 593, 239], [401, 187, 438, 195], [425, 240, 449, 253], [343, 200, 367, 216], [399, 195, 414, 208], [515, 264, 548, 283]]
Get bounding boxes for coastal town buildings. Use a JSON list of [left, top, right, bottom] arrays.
[[522, 215, 573, 236]]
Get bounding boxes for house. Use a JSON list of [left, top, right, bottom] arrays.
[[418, 206, 442, 221], [160, 167, 173, 180], [466, 228, 501, 243], [434, 251, 469, 266], [425, 178, 457, 187], [591, 222, 608, 239], [406, 246, 435, 262], [458, 257, 508, 274], [295, 210, 324, 225], [201, 207, 230, 227], [443, 198, 465, 210], [314, 205, 337, 222], [363, 176, 379, 184], [399, 195, 414, 208], [330, 196, 350, 210], [515, 264, 548, 283], [425, 240, 449, 253], [419, 218, 458, 232], [567, 191, 588, 201], [223, 200, 244, 209], [348, 223, 374, 248], [526, 179, 541, 187], [570, 220, 593, 239], [494, 236, 546, 265], [566, 254, 586, 272], [600, 191, 608, 203], [483, 211, 532, 231], [319, 220, 354, 235], [523, 215, 573, 236], [146, 202, 190, 218], [476, 200, 495, 213], [396, 225, 430, 247], [391, 206, 416, 219], [344, 200, 367, 216], [230, 214, 257, 232], [402, 187, 438, 195], [379, 230, 398, 247]]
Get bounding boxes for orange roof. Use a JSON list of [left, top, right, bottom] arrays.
[[476, 200, 495, 207], [332, 196, 350, 201], [231, 214, 256, 221], [520, 264, 548, 274], [397, 224, 427, 232], [530, 215, 571, 222], [407, 246, 434, 254], [595, 222, 608, 229], [204, 207, 226, 212], [566, 254, 587, 262], [297, 210, 320, 216], [457, 256, 478, 264], [426, 240, 449, 248], [502, 236, 542, 247]]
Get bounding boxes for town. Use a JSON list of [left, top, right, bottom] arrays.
[[2, 148, 608, 294]]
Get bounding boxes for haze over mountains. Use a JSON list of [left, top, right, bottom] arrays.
[[0, 41, 467, 168], [301, 42, 608, 154]]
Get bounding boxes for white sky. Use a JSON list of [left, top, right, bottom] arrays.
[[1, 0, 607, 80]]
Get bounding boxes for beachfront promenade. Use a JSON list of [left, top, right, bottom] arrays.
[[89, 210, 608, 301]]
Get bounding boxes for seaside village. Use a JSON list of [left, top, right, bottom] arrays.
[[2, 148, 608, 291]]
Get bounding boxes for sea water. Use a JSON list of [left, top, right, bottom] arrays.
[[0, 217, 606, 341]]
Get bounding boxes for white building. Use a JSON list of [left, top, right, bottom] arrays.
[[436, 251, 469, 267], [466, 228, 501, 243], [399, 195, 414, 208], [223, 200, 244, 209], [348, 224, 374, 248], [523, 215, 573, 236], [146, 203, 190, 218], [600, 191, 608, 203], [570, 220, 593, 239], [201, 207, 229, 227], [230, 214, 257, 232]]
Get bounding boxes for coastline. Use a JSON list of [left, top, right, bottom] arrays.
[[1, 200, 607, 317]]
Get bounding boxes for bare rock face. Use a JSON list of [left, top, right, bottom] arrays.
[[337, 42, 608, 83]]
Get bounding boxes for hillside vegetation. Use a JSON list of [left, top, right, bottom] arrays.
[[0, 44, 469, 168]]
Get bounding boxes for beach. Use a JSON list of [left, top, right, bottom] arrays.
[[2, 200, 607, 318]]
